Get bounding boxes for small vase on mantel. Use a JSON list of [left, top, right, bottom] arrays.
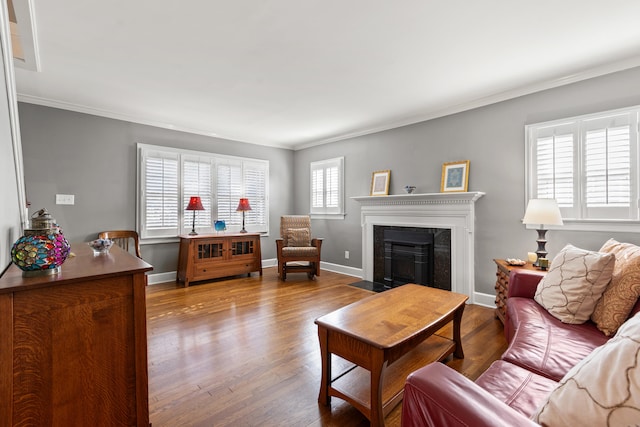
[[11, 208, 71, 277]]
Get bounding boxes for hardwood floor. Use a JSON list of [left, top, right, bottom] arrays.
[[146, 268, 507, 426]]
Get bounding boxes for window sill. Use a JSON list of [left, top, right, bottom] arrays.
[[310, 213, 346, 220], [140, 237, 180, 245], [525, 220, 640, 233]]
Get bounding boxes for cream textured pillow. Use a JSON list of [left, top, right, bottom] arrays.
[[534, 244, 615, 324], [533, 312, 640, 425], [287, 228, 310, 247], [591, 238, 640, 336]]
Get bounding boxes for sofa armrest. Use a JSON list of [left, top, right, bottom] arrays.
[[401, 363, 538, 427], [507, 269, 546, 299]]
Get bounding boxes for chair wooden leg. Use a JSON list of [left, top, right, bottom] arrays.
[[280, 262, 286, 280]]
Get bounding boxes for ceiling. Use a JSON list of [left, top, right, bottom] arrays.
[[12, 1, 640, 150]]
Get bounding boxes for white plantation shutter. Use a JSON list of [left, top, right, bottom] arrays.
[[312, 168, 324, 208], [244, 161, 268, 231], [534, 128, 575, 210], [583, 114, 633, 218], [216, 159, 269, 233], [183, 157, 213, 232], [217, 160, 243, 226], [310, 157, 344, 217], [138, 144, 269, 238], [141, 149, 179, 238], [526, 107, 639, 223], [326, 165, 339, 208]]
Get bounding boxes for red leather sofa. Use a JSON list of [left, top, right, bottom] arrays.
[[401, 269, 640, 426]]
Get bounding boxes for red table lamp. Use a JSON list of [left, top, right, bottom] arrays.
[[186, 196, 205, 235], [236, 198, 252, 233]]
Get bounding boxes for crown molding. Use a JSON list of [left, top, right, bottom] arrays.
[[16, 55, 640, 152], [292, 55, 640, 151], [15, 93, 292, 150]]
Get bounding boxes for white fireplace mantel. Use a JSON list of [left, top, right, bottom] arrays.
[[352, 192, 485, 302]]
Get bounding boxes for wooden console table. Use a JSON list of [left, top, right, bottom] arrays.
[[0, 243, 152, 427], [177, 233, 262, 287], [315, 284, 468, 427]]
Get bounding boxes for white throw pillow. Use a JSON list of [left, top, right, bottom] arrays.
[[534, 244, 615, 324], [533, 312, 640, 425]]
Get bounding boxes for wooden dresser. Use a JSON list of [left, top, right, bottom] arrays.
[[493, 258, 544, 324], [177, 233, 262, 287], [0, 243, 152, 427]]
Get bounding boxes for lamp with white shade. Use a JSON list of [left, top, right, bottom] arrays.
[[522, 198, 563, 266]]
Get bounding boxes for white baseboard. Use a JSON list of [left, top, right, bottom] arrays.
[[473, 291, 496, 309], [147, 271, 176, 285], [262, 258, 277, 268], [320, 261, 363, 278]]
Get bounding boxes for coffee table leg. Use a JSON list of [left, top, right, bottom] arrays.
[[453, 303, 466, 358], [370, 351, 386, 427], [317, 326, 331, 405]]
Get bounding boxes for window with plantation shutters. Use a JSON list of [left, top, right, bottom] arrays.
[[137, 144, 269, 239], [183, 157, 212, 230], [310, 157, 345, 218], [217, 161, 243, 227], [141, 150, 179, 238], [215, 159, 268, 231], [526, 106, 639, 228], [243, 161, 268, 229]]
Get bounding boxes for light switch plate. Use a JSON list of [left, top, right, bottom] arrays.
[[56, 194, 75, 205]]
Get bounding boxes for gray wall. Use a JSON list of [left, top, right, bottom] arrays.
[[18, 104, 294, 274], [295, 66, 640, 295], [17, 66, 640, 293]]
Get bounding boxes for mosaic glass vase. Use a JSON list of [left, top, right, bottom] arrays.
[[11, 208, 71, 277]]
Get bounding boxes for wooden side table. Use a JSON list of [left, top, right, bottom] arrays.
[[493, 259, 543, 324]]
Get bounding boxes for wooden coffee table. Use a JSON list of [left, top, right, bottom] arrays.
[[315, 284, 468, 426]]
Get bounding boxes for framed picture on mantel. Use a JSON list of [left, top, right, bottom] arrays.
[[370, 170, 390, 196], [441, 160, 469, 192]]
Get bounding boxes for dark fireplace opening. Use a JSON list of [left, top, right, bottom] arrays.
[[374, 226, 451, 291], [384, 229, 434, 287]]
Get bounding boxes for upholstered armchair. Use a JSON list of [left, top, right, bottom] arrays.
[[276, 215, 323, 280]]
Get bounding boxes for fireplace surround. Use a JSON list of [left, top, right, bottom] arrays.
[[352, 192, 484, 301]]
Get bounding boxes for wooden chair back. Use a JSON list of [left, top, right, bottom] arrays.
[[98, 230, 142, 259]]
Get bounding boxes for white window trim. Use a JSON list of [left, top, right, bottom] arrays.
[[525, 105, 640, 233], [310, 157, 345, 219], [137, 143, 269, 241]]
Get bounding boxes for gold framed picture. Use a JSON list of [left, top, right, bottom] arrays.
[[441, 161, 470, 192], [370, 170, 391, 196]]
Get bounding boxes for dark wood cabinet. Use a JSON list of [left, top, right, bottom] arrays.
[[0, 243, 152, 427], [493, 258, 542, 324], [177, 233, 262, 287]]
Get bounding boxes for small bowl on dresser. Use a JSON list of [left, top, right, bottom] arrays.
[[88, 238, 114, 254]]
